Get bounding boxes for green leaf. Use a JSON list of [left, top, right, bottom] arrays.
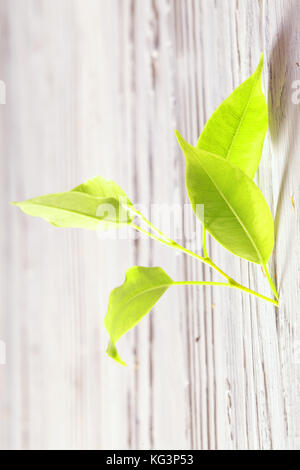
[[12, 176, 134, 230], [72, 176, 132, 204], [175, 131, 274, 264], [197, 54, 268, 179], [105, 266, 173, 365]]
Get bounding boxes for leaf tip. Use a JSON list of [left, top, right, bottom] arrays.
[[257, 53, 264, 74], [106, 341, 127, 367], [174, 129, 187, 151]]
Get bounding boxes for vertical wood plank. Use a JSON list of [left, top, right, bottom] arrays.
[[0, 0, 299, 450]]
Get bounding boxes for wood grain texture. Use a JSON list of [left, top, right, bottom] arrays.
[[0, 0, 299, 450]]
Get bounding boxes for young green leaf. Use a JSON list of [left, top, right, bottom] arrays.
[[105, 266, 173, 365], [72, 176, 132, 204], [12, 176, 134, 230], [176, 130, 274, 264], [197, 55, 268, 179]]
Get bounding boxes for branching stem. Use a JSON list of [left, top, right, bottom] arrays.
[[130, 212, 278, 307], [173, 281, 278, 306], [262, 263, 279, 300]]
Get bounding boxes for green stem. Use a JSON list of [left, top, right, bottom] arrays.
[[262, 263, 279, 300], [202, 226, 209, 258], [130, 219, 278, 307], [131, 223, 230, 280], [131, 223, 174, 248], [173, 280, 278, 307], [128, 207, 174, 244], [229, 280, 278, 306]]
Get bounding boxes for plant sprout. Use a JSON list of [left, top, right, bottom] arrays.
[[12, 55, 278, 365]]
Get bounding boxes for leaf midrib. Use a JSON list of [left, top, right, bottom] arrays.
[[225, 70, 259, 161], [18, 200, 129, 225], [107, 282, 172, 340], [191, 149, 262, 262]]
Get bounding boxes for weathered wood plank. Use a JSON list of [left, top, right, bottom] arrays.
[[0, 0, 299, 450]]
